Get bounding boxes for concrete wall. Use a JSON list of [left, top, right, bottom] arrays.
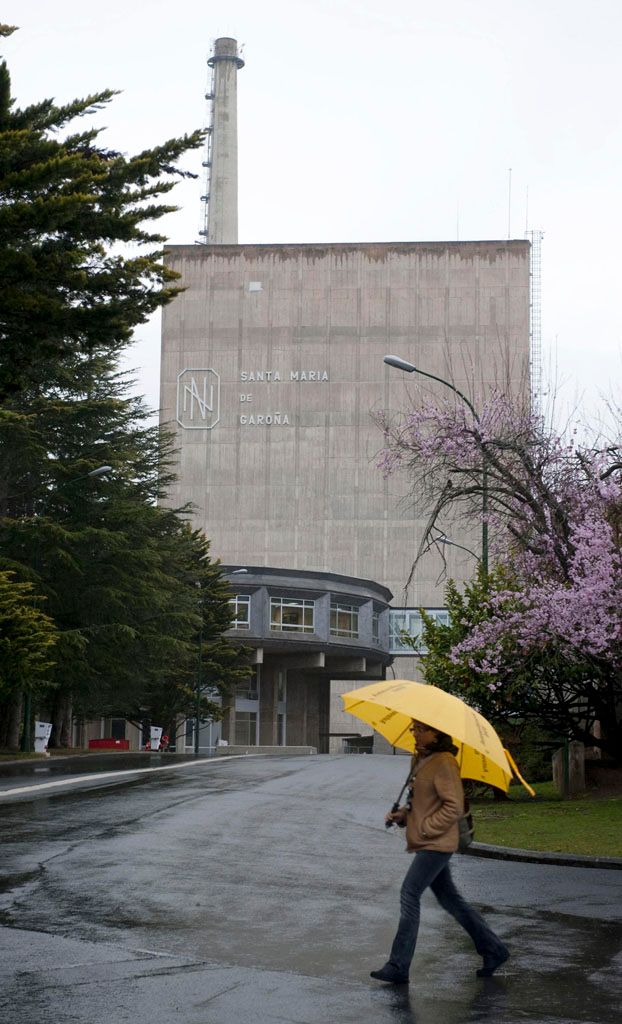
[[161, 240, 530, 609]]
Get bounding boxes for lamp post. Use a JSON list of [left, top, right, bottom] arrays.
[[437, 532, 481, 564], [57, 465, 112, 485], [383, 355, 488, 575], [19, 464, 112, 753]]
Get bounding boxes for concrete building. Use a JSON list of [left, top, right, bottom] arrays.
[[216, 566, 392, 753], [158, 39, 531, 754], [163, 239, 529, 603]]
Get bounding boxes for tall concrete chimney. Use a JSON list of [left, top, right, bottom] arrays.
[[206, 37, 244, 244]]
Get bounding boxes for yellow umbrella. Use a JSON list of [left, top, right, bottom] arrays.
[[341, 679, 534, 795]]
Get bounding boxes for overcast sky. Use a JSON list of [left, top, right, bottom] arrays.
[[3, 0, 621, 431]]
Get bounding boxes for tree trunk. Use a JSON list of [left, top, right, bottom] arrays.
[[594, 678, 622, 767], [51, 695, 73, 748], [2, 692, 23, 751], [59, 698, 73, 747], [49, 698, 60, 748], [0, 699, 7, 748]]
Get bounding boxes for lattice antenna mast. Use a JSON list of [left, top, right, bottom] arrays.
[[197, 37, 245, 245], [526, 229, 544, 415]]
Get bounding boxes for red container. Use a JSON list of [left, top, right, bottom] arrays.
[[88, 738, 130, 750]]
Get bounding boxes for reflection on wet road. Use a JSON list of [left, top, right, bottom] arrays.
[[0, 752, 199, 780], [0, 751, 210, 797], [1, 754, 620, 1024]]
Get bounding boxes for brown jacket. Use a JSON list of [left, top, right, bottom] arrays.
[[405, 751, 464, 853]]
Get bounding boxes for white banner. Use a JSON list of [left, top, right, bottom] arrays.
[[34, 721, 53, 753], [150, 727, 163, 751]]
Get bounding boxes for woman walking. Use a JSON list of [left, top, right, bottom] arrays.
[[370, 719, 509, 985]]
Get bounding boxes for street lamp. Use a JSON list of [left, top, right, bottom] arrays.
[[436, 532, 481, 563], [7, 465, 113, 506], [383, 354, 488, 575], [19, 464, 112, 753]]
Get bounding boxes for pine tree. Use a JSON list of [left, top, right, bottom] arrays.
[[0, 30, 249, 748], [0, 25, 203, 403], [0, 363, 250, 745], [0, 349, 249, 746], [0, 570, 57, 748]]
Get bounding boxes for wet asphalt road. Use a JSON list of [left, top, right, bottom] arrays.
[[0, 753, 621, 1024]]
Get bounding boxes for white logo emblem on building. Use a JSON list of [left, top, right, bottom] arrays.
[[176, 369, 220, 430]]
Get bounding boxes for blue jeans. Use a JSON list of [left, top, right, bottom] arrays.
[[388, 851, 505, 975]]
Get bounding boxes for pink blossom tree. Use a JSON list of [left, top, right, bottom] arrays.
[[378, 393, 622, 762]]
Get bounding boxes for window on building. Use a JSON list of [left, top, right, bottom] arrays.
[[389, 608, 450, 655], [372, 609, 380, 643], [235, 711, 257, 746], [330, 601, 359, 638], [236, 672, 259, 701], [277, 713, 285, 746], [229, 594, 250, 629], [270, 597, 315, 633]]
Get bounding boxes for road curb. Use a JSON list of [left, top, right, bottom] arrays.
[[466, 841, 622, 871]]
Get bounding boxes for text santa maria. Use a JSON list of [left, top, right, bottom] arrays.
[[238, 369, 329, 426], [240, 370, 329, 382]]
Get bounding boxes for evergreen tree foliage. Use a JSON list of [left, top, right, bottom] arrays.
[[0, 569, 56, 702], [0, 31, 249, 748], [0, 350, 249, 745], [411, 566, 518, 724], [0, 25, 203, 403], [0, 568, 57, 749]]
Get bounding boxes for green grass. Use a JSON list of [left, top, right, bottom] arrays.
[[472, 783, 622, 857]]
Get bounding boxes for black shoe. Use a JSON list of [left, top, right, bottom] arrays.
[[370, 964, 409, 985], [476, 945, 509, 977]]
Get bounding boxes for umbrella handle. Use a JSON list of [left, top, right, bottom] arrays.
[[385, 767, 413, 828], [384, 800, 401, 829]]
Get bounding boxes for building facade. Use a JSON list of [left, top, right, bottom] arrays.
[[160, 239, 531, 751], [216, 566, 392, 754], [162, 240, 529, 599]]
